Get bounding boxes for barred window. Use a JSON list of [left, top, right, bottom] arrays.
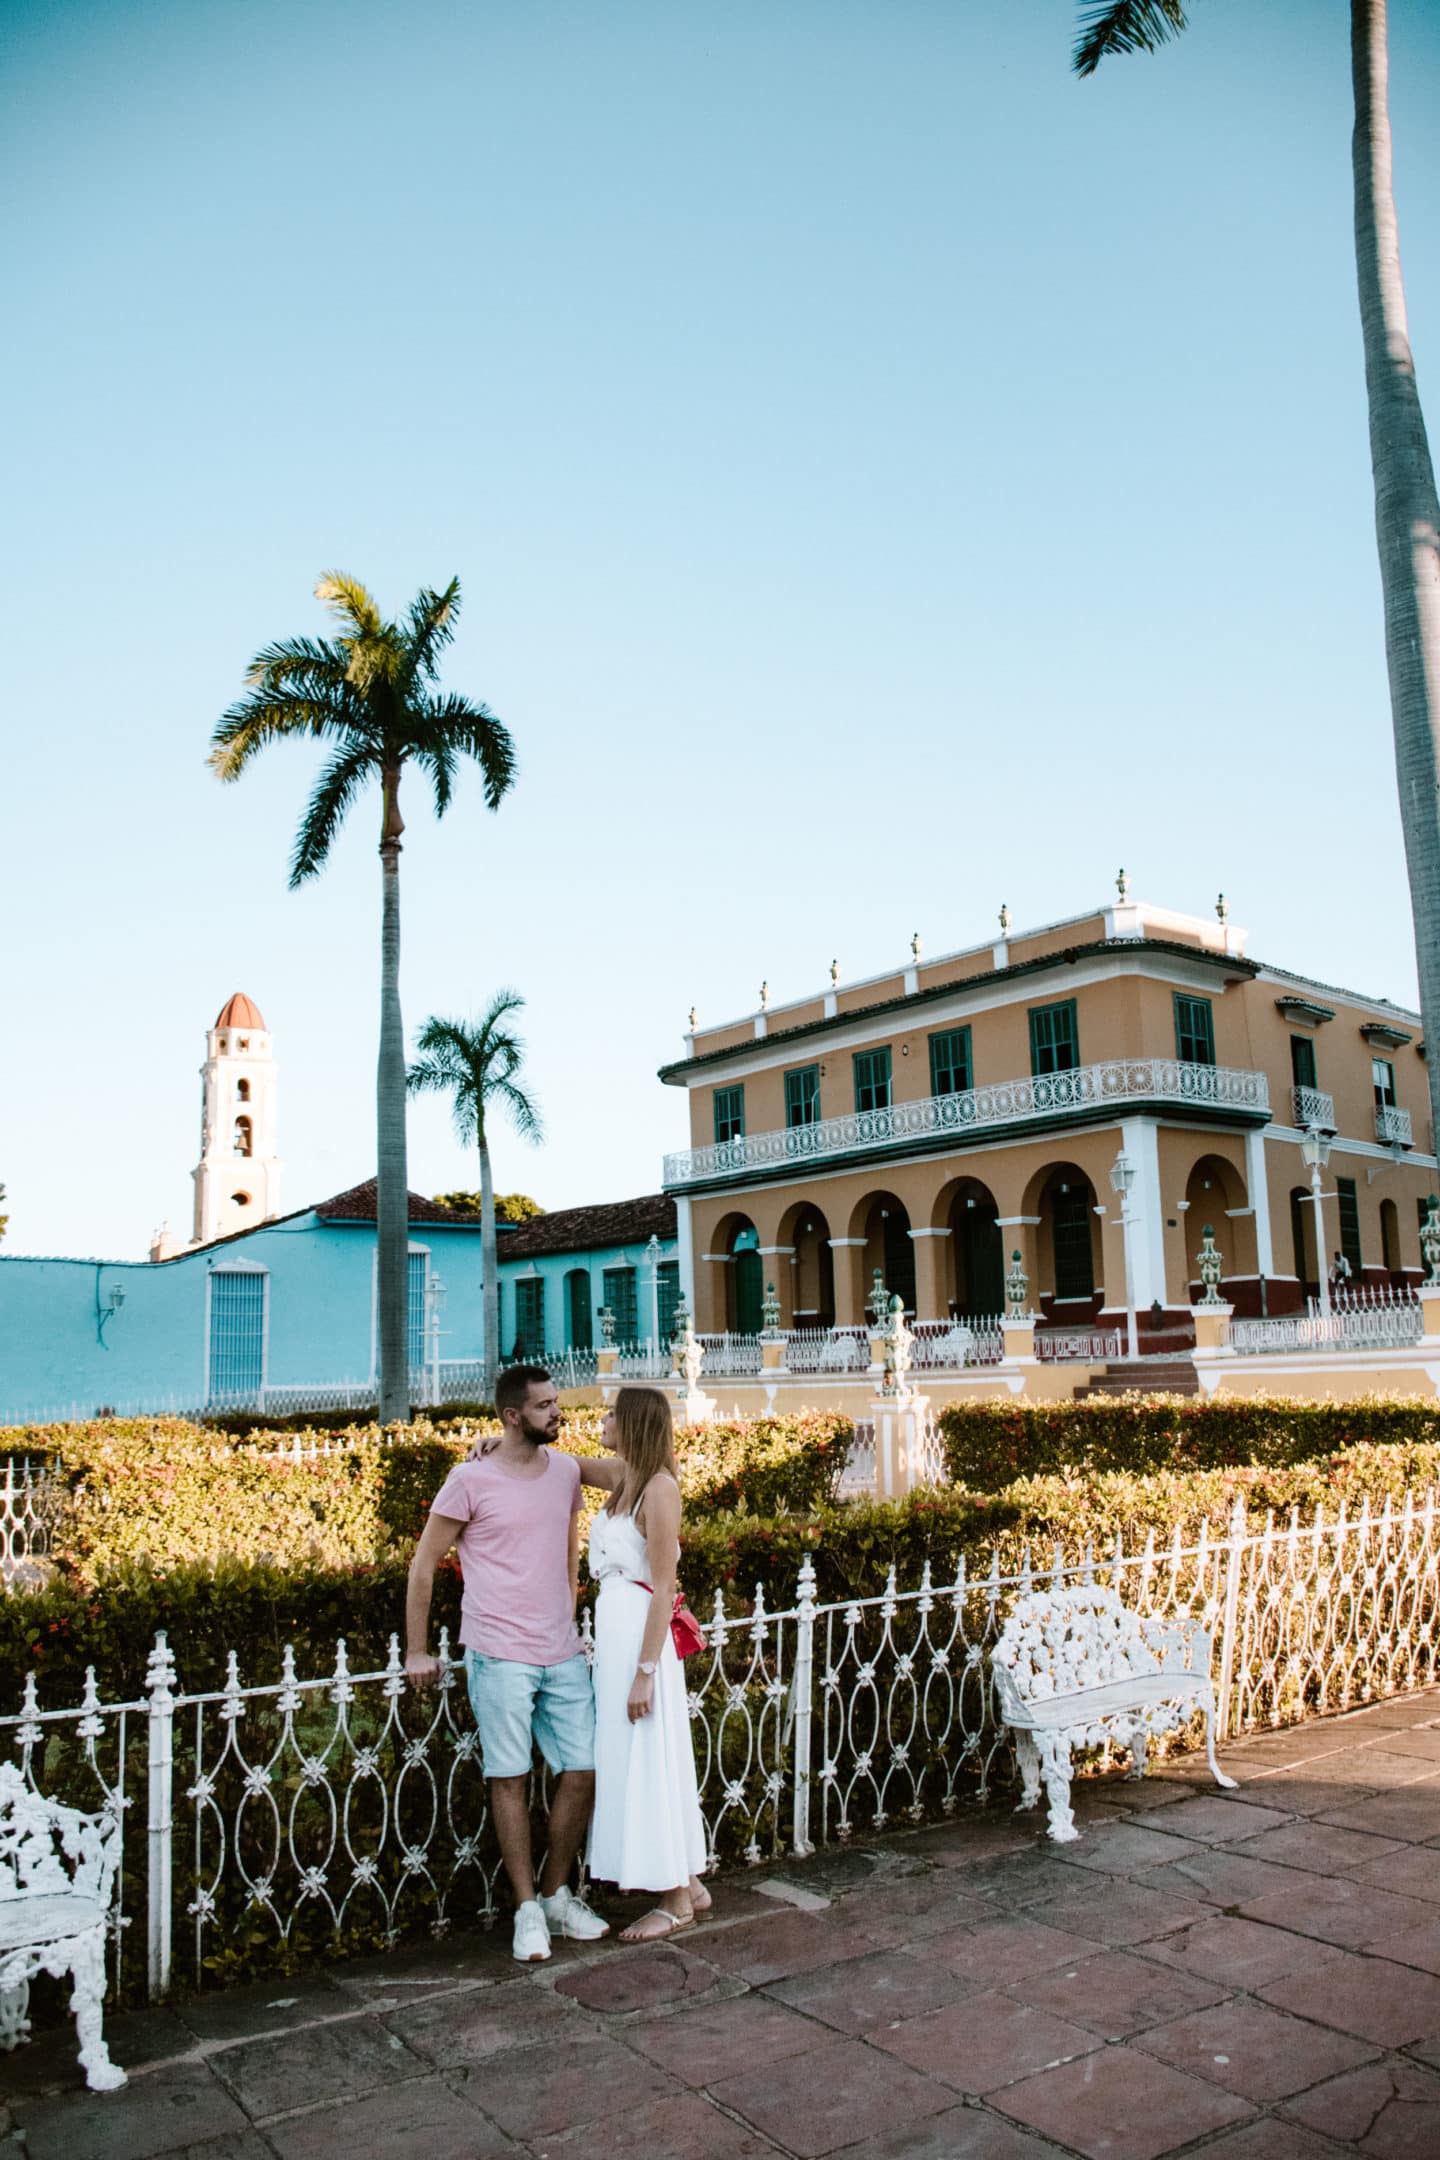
[[209, 1271, 264, 1400]]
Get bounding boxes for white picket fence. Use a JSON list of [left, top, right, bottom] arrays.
[[5, 1484, 1436, 2004], [1231, 1287, 1424, 1357]]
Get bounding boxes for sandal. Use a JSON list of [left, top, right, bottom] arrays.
[[618, 1907, 695, 1944]]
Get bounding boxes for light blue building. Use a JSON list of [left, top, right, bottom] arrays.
[[0, 1183, 679, 1424]]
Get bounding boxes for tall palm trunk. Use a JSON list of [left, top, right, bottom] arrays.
[[478, 1125, 499, 1392], [377, 771, 411, 1423], [1353, 0, 1440, 1153]]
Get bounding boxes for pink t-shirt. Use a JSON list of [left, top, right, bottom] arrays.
[[430, 1450, 583, 1664]]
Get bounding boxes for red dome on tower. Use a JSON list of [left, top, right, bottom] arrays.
[[215, 993, 266, 1030]]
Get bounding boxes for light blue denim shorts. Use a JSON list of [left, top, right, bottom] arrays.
[[463, 1649, 595, 1779]]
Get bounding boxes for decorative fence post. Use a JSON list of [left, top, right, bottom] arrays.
[[145, 1633, 177, 2001], [1214, 1496, 1247, 1744], [790, 1554, 817, 1857]]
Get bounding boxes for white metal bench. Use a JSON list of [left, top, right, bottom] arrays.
[[0, 1762, 126, 2090], [991, 1584, 1236, 1842]]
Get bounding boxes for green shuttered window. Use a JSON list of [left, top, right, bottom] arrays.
[[713, 1086, 745, 1144], [1029, 1001, 1079, 1076], [1337, 1178, 1363, 1275], [209, 1271, 265, 1400], [785, 1066, 820, 1127], [929, 1028, 972, 1097], [853, 1048, 892, 1112], [603, 1265, 639, 1346], [1174, 995, 1216, 1066], [515, 1277, 545, 1360]]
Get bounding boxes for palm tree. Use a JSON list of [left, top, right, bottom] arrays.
[[211, 574, 516, 1423], [408, 992, 543, 1389], [1073, 0, 1440, 1155]]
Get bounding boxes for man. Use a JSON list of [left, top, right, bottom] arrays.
[[405, 1363, 608, 1962]]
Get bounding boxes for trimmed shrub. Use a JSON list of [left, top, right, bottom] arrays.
[[938, 1395, 1440, 1490]]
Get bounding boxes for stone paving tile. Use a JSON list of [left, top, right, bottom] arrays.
[[989, 2043, 1254, 2159], [825, 2106, 1064, 2159], [1367, 1728, 1440, 1764], [553, 1944, 719, 2013], [264, 2071, 518, 2158], [1023, 1877, 1207, 1948], [381, 1974, 578, 2066], [1288, 1750, 1440, 1791], [621, 1993, 821, 2085], [1282, 2055, 1440, 2153], [1002, 1946, 1228, 2039], [326, 1931, 506, 2002], [1047, 1821, 1206, 1875], [154, 2136, 278, 2159], [706, 2030, 953, 2158], [11, 2062, 253, 2160], [869, 1988, 1100, 2096], [172, 1975, 357, 2045], [1237, 1874, 1438, 1951], [902, 1818, 1040, 1869], [1259, 1948, 1440, 2048], [1180, 2123, 1356, 2159], [535, 2087, 787, 2159], [449, 2032, 681, 2142], [1320, 1784, 1440, 1843], [1368, 1915, 1440, 1977], [1227, 1820, 1405, 1874], [831, 1874, 1000, 1939], [914, 1916, 1102, 1988], [694, 1907, 898, 1987], [1343, 1845, 1440, 1903], [1141, 1846, 1310, 1909], [0, 2007, 196, 2098], [1132, 1997, 1379, 2104], [763, 1946, 980, 2034], [208, 2017, 426, 2121], [1088, 1773, 1194, 1811], [1129, 1793, 1295, 1844], [926, 1854, 1097, 1909], [1141, 1912, 1325, 1989], [1233, 1777, 1389, 1818]]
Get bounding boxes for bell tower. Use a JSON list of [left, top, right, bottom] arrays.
[[192, 993, 282, 1245]]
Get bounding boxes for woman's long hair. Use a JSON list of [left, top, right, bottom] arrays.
[[608, 1385, 679, 1517]]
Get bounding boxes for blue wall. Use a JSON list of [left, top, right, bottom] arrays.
[[0, 1215, 679, 1423]]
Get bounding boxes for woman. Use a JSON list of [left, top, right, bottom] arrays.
[[583, 1385, 710, 1942]]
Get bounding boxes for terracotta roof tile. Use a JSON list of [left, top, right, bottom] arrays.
[[499, 1193, 676, 1260]]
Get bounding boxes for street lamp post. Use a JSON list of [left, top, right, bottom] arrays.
[[1109, 1151, 1138, 1361], [1300, 1128, 1333, 1322], [426, 1273, 447, 1408]]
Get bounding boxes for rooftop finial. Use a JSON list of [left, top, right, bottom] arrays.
[[687, 1005, 697, 1031], [759, 980, 769, 1012], [910, 931, 921, 963], [829, 958, 839, 988], [1116, 867, 1130, 902], [999, 903, 1011, 935], [1215, 891, 1228, 924]]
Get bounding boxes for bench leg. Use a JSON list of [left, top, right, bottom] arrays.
[[0, 1980, 30, 2053], [1124, 1720, 1151, 1780], [1202, 1705, 1239, 1792], [1014, 1732, 1042, 1814], [69, 1934, 126, 2093], [1038, 1735, 1078, 1843]]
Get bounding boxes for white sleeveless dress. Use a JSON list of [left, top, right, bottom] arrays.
[[587, 1504, 708, 1892]]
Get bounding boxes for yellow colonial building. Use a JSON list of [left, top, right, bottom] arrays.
[[660, 883, 1435, 1353]]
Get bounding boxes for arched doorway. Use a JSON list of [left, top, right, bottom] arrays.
[[946, 1178, 1004, 1318], [731, 1225, 763, 1335], [564, 1268, 592, 1351], [850, 1191, 916, 1315], [1183, 1155, 1253, 1298], [1033, 1164, 1100, 1310], [783, 1202, 835, 1329], [1290, 1186, 1315, 1300], [1381, 1197, 1401, 1275]]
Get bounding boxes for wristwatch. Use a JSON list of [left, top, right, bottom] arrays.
[[637, 1660, 658, 1676]]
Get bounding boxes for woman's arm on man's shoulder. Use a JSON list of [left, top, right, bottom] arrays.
[[575, 1453, 623, 1490]]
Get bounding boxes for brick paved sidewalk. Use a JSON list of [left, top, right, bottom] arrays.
[[5, 1691, 1440, 2160]]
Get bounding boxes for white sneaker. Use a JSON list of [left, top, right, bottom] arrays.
[[512, 1899, 552, 1963], [540, 1885, 610, 1941]]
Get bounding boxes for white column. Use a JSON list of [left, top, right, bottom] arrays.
[[1244, 1127, 1275, 1277], [673, 1194, 695, 1317], [1118, 1117, 1166, 1308]]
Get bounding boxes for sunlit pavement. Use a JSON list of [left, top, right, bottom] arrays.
[[5, 1692, 1440, 2159]]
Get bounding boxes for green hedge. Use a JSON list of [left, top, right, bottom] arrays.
[[938, 1395, 1440, 1490]]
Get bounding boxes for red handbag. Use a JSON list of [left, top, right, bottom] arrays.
[[638, 1583, 706, 1660]]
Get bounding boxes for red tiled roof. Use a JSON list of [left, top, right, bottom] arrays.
[[314, 1179, 477, 1226], [215, 992, 266, 1030], [498, 1194, 676, 1260]]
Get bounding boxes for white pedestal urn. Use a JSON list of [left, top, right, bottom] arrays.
[[668, 1302, 715, 1427], [871, 1293, 932, 1500]]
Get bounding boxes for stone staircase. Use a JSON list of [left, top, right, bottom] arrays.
[[1073, 1356, 1200, 1399]]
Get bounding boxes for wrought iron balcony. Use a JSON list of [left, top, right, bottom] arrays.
[[1376, 1104, 1414, 1147], [1291, 1085, 1336, 1131], [664, 1057, 1271, 1188]]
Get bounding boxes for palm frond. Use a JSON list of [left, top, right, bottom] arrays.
[[405, 579, 462, 685], [243, 636, 350, 694], [315, 572, 383, 641], [495, 1074, 543, 1144], [415, 735, 458, 818], [423, 694, 517, 810], [209, 689, 356, 780], [289, 741, 378, 886], [407, 995, 538, 1148], [1073, 0, 1187, 77]]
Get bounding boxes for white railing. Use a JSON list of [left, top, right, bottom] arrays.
[[664, 1058, 1271, 1185], [1036, 1329, 1124, 1363], [1292, 1085, 1336, 1129], [782, 1327, 871, 1375], [697, 1332, 764, 1376], [1376, 1104, 1414, 1147], [0, 1458, 64, 1587], [910, 1317, 1004, 1368], [1231, 1292, 1423, 1355], [8, 1487, 1436, 2003], [549, 1347, 599, 1388]]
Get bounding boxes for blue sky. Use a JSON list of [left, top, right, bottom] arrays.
[[5, 0, 1440, 1259]]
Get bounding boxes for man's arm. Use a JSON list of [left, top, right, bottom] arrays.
[[405, 1512, 464, 1688], [568, 1507, 582, 1610]]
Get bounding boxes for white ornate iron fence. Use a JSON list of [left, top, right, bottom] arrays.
[[1035, 1329, 1124, 1363], [698, 1332, 764, 1377], [663, 1058, 1270, 1186], [1231, 1297, 1423, 1355], [909, 1318, 1005, 1369], [1291, 1085, 1337, 1130], [6, 1488, 1435, 2004], [782, 1328, 870, 1375], [1376, 1104, 1414, 1147], [0, 1458, 64, 1588]]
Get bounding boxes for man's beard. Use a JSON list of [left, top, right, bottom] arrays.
[[517, 1414, 552, 1448]]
